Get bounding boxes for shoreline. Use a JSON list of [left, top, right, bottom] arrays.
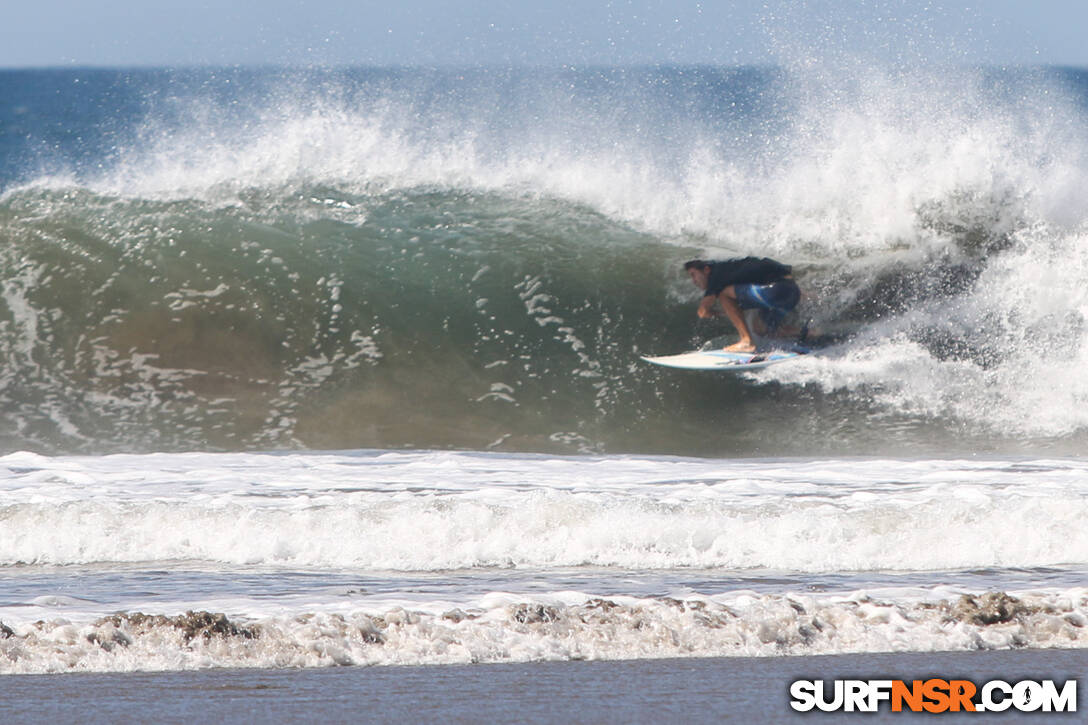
[[5, 649, 1087, 724]]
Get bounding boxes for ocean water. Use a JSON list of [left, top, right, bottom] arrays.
[[2, 65, 1088, 679]]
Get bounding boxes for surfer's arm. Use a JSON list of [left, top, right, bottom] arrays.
[[697, 295, 719, 318]]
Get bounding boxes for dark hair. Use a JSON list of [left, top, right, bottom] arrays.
[[683, 259, 710, 271]]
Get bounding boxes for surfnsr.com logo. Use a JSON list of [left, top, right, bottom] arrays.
[[790, 678, 1078, 713]]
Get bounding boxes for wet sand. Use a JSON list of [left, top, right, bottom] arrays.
[[4, 649, 1086, 724]]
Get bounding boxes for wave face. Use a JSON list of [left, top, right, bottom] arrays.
[[3, 67, 1088, 455]]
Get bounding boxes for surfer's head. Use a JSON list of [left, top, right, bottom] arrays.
[[684, 259, 711, 290]]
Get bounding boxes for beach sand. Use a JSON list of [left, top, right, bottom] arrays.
[[5, 648, 1085, 724]]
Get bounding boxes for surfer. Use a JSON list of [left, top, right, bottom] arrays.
[[684, 257, 801, 353]]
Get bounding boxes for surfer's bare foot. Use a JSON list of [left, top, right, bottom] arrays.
[[723, 340, 756, 353]]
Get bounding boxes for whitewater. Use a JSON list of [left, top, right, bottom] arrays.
[[3, 450, 1088, 673], [2, 64, 1088, 674]]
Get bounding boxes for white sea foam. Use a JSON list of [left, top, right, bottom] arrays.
[[3, 450, 1088, 672], [760, 221, 1088, 436], [2, 451, 1088, 572], [2, 587, 1086, 674]]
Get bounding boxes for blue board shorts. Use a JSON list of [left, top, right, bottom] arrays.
[[733, 279, 800, 331]]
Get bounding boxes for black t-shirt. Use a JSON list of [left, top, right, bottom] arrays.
[[704, 257, 792, 297]]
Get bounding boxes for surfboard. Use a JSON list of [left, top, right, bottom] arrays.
[[640, 346, 810, 371]]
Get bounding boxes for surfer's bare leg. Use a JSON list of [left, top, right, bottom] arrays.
[[718, 288, 756, 352]]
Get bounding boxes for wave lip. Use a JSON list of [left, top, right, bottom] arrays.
[[5, 67, 1088, 452]]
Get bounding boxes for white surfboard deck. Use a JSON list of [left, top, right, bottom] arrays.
[[641, 346, 810, 371]]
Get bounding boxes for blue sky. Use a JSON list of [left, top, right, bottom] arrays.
[[3, 0, 1086, 69]]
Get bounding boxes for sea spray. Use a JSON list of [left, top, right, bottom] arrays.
[[2, 67, 1088, 453]]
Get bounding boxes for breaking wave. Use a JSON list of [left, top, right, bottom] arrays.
[[3, 66, 1088, 454]]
